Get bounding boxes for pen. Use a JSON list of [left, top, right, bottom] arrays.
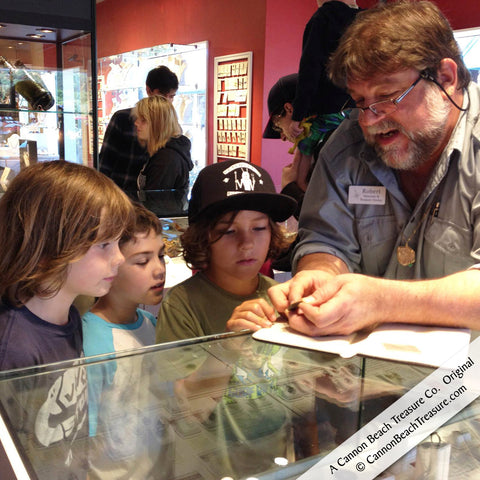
[[286, 297, 315, 312], [286, 300, 303, 312], [430, 201, 440, 224]]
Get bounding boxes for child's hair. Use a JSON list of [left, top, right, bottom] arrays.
[[0, 161, 135, 306], [119, 202, 163, 248], [181, 210, 292, 271], [132, 95, 182, 156]]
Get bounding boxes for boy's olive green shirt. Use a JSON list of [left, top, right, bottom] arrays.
[[156, 271, 277, 343]]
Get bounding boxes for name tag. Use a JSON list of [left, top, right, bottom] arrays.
[[348, 185, 386, 205]]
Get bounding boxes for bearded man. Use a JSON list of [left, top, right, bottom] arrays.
[[267, 1, 480, 336]]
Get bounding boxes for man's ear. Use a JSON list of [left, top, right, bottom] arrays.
[[146, 85, 153, 96], [284, 102, 294, 114], [437, 58, 459, 94]]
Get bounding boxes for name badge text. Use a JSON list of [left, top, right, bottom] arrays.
[[348, 186, 386, 205]]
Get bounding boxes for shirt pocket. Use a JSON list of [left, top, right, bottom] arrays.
[[356, 215, 400, 276], [423, 219, 473, 277]]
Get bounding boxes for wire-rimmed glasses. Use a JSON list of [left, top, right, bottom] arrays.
[[340, 75, 423, 119]]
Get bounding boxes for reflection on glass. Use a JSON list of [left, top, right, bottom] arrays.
[[85, 351, 174, 479], [4, 332, 479, 479], [0, 32, 93, 193], [136, 187, 189, 219]]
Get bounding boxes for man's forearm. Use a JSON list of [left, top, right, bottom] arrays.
[[384, 270, 480, 330], [296, 252, 349, 276]]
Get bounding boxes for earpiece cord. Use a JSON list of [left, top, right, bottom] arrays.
[[420, 71, 469, 112]]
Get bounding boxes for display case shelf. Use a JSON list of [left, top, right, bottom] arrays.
[[0, 2, 96, 193]]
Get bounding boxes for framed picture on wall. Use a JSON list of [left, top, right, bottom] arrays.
[[213, 51, 252, 163]]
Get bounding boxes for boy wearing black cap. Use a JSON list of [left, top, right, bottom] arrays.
[[155, 160, 296, 343]]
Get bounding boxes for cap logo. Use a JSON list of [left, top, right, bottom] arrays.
[[222, 162, 264, 196]]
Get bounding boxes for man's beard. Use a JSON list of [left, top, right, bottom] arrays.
[[363, 85, 452, 170]]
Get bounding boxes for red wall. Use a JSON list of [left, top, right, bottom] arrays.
[[441, 0, 480, 30], [261, 0, 317, 188], [96, 0, 480, 186], [360, 0, 480, 30], [96, 0, 267, 169]]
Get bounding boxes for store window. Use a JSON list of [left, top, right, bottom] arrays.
[[455, 27, 480, 84]]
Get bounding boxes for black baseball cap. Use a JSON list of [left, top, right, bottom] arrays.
[[263, 73, 298, 139], [188, 160, 297, 223]]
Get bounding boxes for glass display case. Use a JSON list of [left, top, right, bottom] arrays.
[[0, 23, 94, 193], [1, 331, 480, 480]]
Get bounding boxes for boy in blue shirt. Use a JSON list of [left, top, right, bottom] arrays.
[[82, 203, 172, 479], [83, 202, 164, 355]]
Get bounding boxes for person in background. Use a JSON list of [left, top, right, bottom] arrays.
[[134, 95, 192, 193], [265, 1, 359, 222], [268, 0, 480, 337], [0, 160, 134, 480], [263, 73, 338, 219], [99, 65, 179, 196], [286, 0, 360, 141], [156, 160, 296, 343], [263, 73, 337, 272], [82, 202, 172, 479]]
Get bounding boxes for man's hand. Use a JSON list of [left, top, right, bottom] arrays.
[[268, 269, 336, 316], [281, 150, 303, 188], [268, 268, 385, 337], [226, 298, 277, 332], [286, 273, 385, 337], [286, 119, 304, 140]]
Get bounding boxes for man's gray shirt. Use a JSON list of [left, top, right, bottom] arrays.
[[293, 82, 480, 280]]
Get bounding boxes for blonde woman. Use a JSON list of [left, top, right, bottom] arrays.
[[134, 95, 192, 191]]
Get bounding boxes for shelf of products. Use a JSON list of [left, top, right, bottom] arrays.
[[0, 21, 95, 193], [214, 51, 252, 163]]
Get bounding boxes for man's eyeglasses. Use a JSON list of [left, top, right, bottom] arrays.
[[271, 110, 286, 133], [340, 75, 423, 119]]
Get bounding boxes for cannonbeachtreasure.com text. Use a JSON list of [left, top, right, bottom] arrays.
[[297, 336, 480, 479]]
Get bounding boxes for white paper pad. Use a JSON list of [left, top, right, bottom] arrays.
[[253, 322, 471, 368]]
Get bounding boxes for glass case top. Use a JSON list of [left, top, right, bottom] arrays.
[[0, 331, 454, 480]]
